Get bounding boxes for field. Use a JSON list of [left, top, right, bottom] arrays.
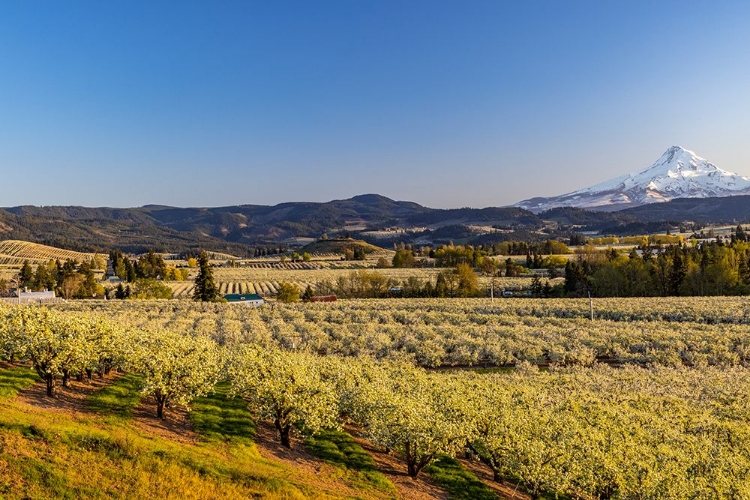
[[2, 296, 750, 498], [0, 240, 105, 267], [56, 297, 750, 368], [166, 266, 552, 298]]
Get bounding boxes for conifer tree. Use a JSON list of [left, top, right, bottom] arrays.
[[20, 261, 34, 288], [193, 251, 219, 302]]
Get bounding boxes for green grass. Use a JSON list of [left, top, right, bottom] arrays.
[[189, 382, 256, 444], [305, 429, 395, 493], [87, 373, 144, 420], [0, 365, 40, 399], [190, 386, 397, 496], [425, 456, 499, 500], [0, 384, 347, 499], [0, 370, 399, 499]]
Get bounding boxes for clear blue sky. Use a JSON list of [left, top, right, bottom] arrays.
[[2, 1, 749, 209]]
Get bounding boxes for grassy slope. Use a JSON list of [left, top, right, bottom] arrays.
[[0, 367, 496, 500], [0, 369, 356, 499], [425, 456, 499, 500], [305, 430, 396, 495]]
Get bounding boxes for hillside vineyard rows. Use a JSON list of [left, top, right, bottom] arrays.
[[0, 240, 105, 267], [2, 298, 750, 499]]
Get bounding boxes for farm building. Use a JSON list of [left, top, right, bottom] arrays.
[[0, 290, 61, 305], [224, 293, 265, 307], [309, 295, 337, 302]]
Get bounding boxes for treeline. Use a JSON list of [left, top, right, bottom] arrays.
[[565, 239, 750, 297], [2, 257, 106, 299], [379, 240, 570, 269], [314, 265, 481, 299], [109, 249, 192, 300]]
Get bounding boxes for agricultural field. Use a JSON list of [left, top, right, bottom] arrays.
[[166, 266, 552, 299], [2, 297, 750, 499], [57, 297, 750, 368], [0, 240, 105, 267], [0, 268, 16, 281]]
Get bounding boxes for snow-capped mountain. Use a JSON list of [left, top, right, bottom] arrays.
[[514, 146, 750, 212]]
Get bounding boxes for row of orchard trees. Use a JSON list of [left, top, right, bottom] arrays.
[[228, 348, 750, 498], [1, 304, 749, 498], [0, 305, 219, 412], [234, 352, 750, 499]]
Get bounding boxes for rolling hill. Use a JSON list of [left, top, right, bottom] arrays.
[[0, 240, 105, 267], [4, 190, 750, 256]]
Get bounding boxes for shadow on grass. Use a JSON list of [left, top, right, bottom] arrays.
[[305, 429, 395, 492], [190, 382, 256, 444], [87, 373, 143, 419], [0, 366, 40, 400], [425, 456, 499, 500]]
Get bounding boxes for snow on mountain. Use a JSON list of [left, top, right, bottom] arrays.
[[514, 146, 750, 212]]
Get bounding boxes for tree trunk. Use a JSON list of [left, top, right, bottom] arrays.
[[62, 369, 70, 388], [86, 369, 93, 381], [275, 418, 292, 448], [45, 373, 55, 397], [155, 392, 167, 419], [405, 442, 430, 479], [76, 372, 83, 382], [407, 461, 419, 478]]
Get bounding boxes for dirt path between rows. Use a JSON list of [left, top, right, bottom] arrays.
[[15, 372, 199, 444], [458, 457, 531, 499], [347, 433, 450, 500], [252, 420, 385, 499], [18, 372, 116, 415], [254, 420, 454, 500], [132, 396, 198, 444]]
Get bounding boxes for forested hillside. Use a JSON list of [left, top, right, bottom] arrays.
[[3, 194, 750, 255]]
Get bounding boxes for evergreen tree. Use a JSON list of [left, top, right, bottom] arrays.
[[669, 248, 687, 295], [33, 263, 52, 291], [20, 261, 34, 288], [435, 272, 448, 298], [736, 224, 747, 242], [124, 258, 137, 282], [137, 249, 166, 280], [110, 248, 127, 279], [530, 275, 544, 297], [193, 251, 219, 302]]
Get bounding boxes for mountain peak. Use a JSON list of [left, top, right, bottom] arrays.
[[514, 147, 750, 212]]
